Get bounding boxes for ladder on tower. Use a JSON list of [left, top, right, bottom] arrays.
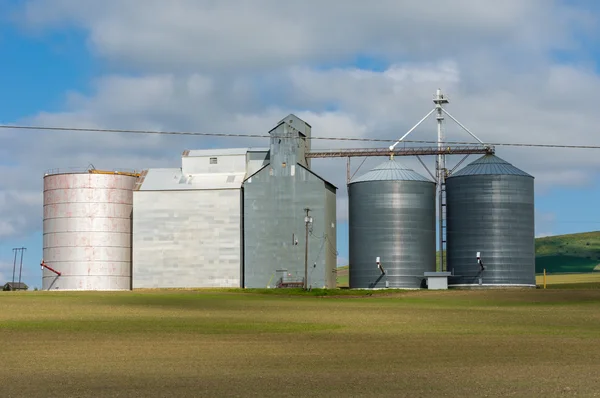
[[440, 176, 447, 272]]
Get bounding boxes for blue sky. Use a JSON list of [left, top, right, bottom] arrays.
[[2, 1, 600, 289]]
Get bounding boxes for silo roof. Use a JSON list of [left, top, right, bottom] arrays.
[[350, 159, 434, 184], [450, 154, 533, 178]]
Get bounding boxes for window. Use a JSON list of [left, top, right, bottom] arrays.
[[210, 157, 217, 164]]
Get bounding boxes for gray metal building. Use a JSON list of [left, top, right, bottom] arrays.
[[446, 154, 535, 287], [132, 147, 269, 288], [243, 115, 337, 288], [348, 159, 436, 289]]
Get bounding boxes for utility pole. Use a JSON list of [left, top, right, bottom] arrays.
[[12, 249, 17, 283], [12, 247, 26, 284], [18, 247, 26, 284], [304, 208, 313, 290]]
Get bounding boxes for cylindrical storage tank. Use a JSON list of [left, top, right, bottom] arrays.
[[42, 171, 138, 291], [349, 159, 436, 289], [446, 154, 535, 288]]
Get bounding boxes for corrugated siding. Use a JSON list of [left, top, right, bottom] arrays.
[[446, 174, 535, 287], [324, 185, 337, 288], [42, 173, 136, 291], [243, 165, 335, 288], [349, 180, 436, 289], [132, 189, 242, 288]]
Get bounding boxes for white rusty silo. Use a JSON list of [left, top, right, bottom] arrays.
[[42, 169, 138, 290]]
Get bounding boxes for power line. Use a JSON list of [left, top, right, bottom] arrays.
[[1, 123, 600, 150], [0, 124, 270, 139]]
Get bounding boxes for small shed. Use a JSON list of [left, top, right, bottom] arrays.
[[3, 282, 29, 291], [423, 272, 451, 290]]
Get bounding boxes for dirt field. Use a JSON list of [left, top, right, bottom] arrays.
[[2, 289, 600, 397]]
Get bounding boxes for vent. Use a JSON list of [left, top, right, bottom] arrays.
[[210, 157, 218, 164]]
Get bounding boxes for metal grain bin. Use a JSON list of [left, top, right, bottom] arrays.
[[42, 171, 138, 290], [446, 154, 535, 287], [348, 159, 436, 289]]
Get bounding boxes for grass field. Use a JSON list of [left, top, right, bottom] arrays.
[[2, 288, 600, 397], [536, 272, 600, 289]]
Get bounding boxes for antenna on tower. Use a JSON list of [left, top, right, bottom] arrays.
[[433, 88, 449, 182], [387, 89, 488, 272]]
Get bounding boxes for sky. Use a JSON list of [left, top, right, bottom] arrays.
[[2, 0, 600, 289]]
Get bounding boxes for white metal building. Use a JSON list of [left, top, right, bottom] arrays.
[[132, 148, 269, 288]]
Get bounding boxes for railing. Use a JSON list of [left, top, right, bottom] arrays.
[[44, 166, 140, 176]]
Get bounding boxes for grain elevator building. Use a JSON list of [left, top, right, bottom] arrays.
[[243, 115, 337, 288], [132, 114, 336, 289]]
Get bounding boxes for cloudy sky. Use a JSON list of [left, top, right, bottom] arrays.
[[2, 0, 600, 288]]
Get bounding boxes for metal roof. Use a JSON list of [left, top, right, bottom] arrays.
[[136, 168, 245, 191], [449, 154, 533, 178], [243, 162, 338, 190], [349, 159, 434, 184], [184, 147, 269, 157]]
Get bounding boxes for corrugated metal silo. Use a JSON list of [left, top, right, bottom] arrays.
[[43, 171, 138, 290], [348, 159, 436, 289], [446, 154, 535, 287]]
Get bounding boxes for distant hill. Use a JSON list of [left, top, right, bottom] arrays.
[[337, 231, 600, 286], [535, 231, 600, 274], [336, 265, 349, 288]]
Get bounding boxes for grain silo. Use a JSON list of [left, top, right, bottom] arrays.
[[446, 154, 535, 287], [348, 159, 436, 289], [42, 169, 138, 290]]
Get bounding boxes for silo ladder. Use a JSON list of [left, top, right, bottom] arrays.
[[440, 181, 447, 272]]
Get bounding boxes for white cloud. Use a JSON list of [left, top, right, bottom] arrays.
[[1, 1, 600, 242], [0, 260, 12, 283], [18, 0, 595, 71], [4, 59, 600, 237]]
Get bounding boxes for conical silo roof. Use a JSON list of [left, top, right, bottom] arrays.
[[349, 159, 433, 184], [449, 154, 533, 178]]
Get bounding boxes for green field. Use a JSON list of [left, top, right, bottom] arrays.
[[536, 231, 600, 273], [2, 288, 600, 397], [336, 265, 348, 287]]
